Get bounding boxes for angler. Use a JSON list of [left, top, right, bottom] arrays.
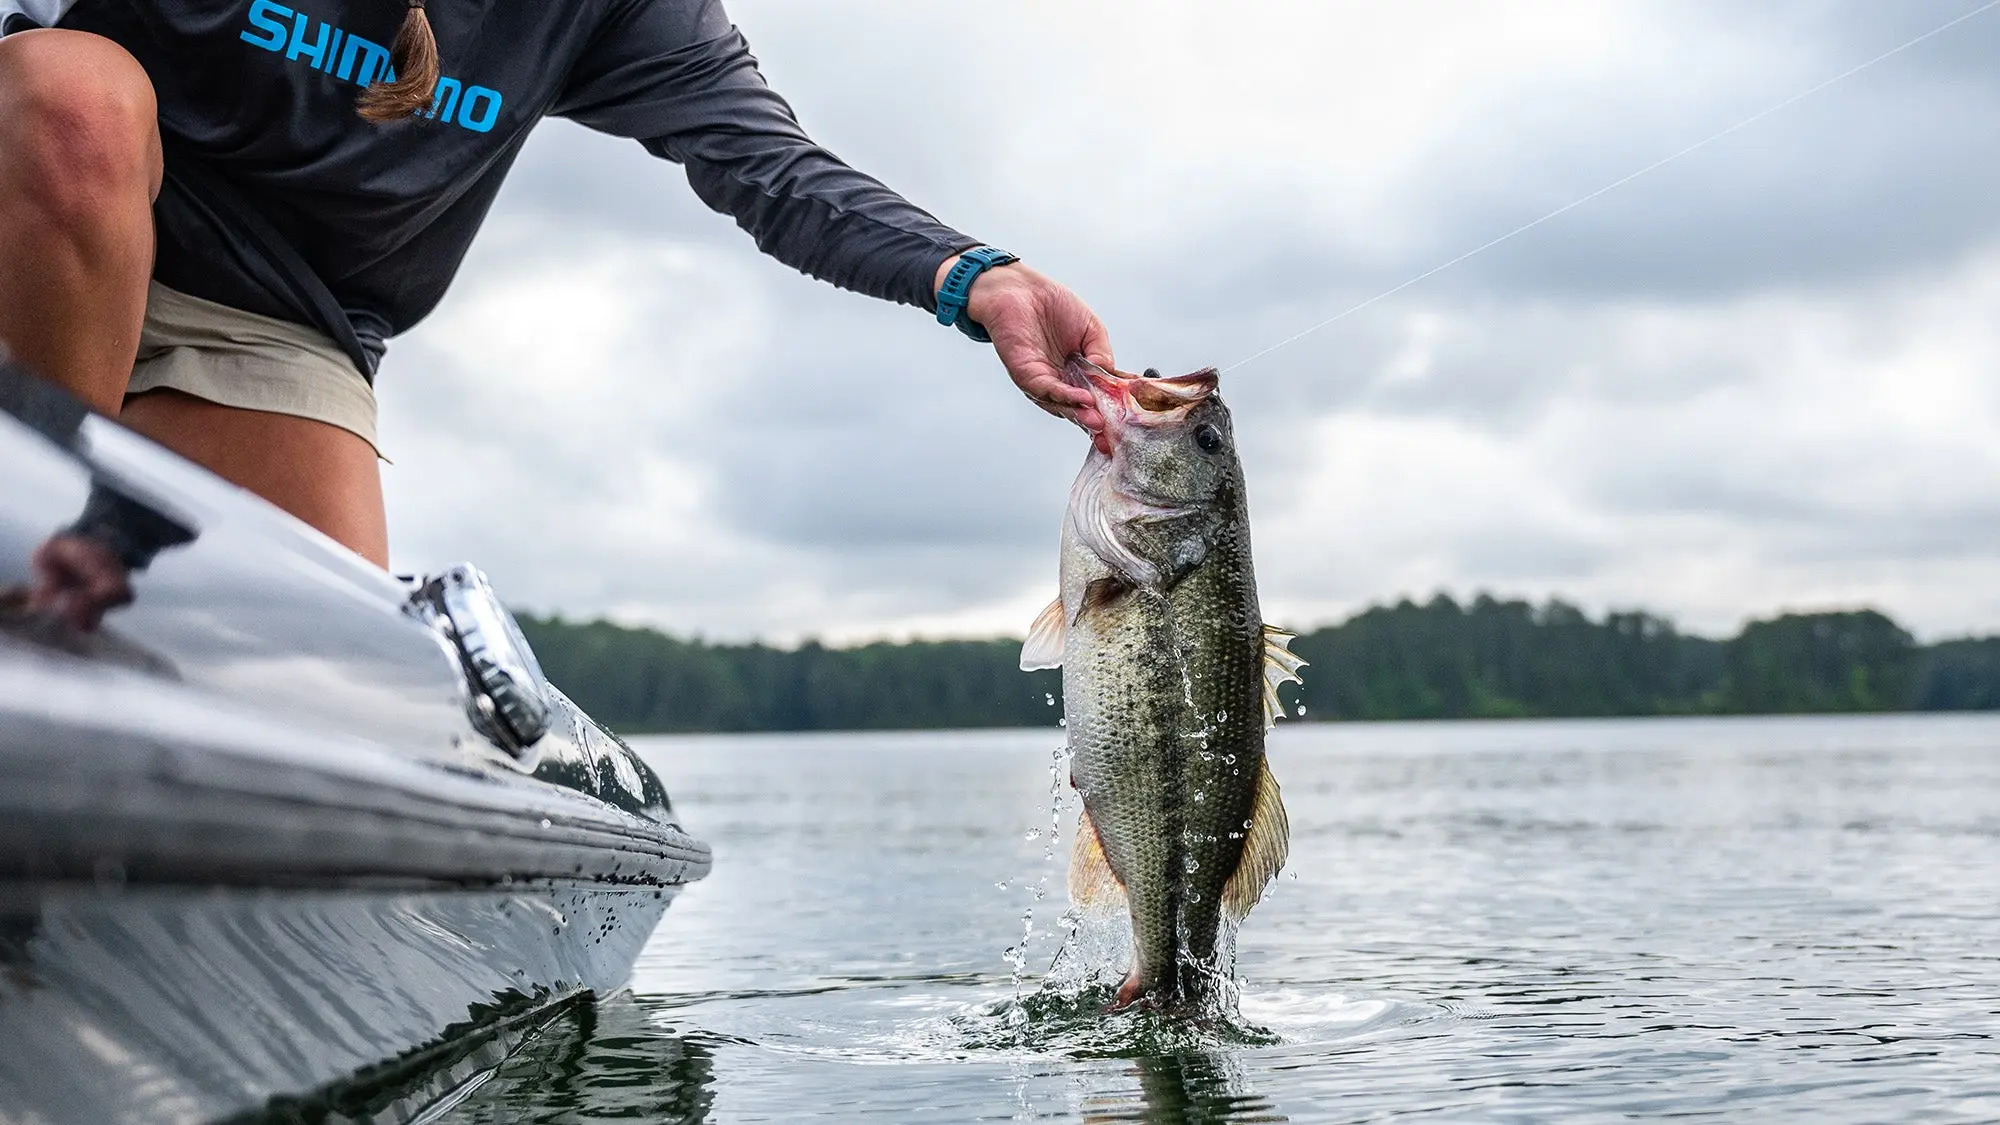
[[0, 0, 1113, 568]]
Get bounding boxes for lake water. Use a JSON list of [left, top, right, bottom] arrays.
[[441, 715, 2000, 1123]]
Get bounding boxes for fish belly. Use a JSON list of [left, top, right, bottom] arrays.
[[1065, 560, 1266, 1006], [1163, 559, 1268, 987]]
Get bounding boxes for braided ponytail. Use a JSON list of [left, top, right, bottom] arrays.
[[356, 0, 440, 122]]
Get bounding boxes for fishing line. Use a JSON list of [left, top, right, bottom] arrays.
[[1224, 0, 2000, 372]]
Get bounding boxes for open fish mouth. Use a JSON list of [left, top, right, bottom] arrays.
[[1065, 357, 1221, 428]]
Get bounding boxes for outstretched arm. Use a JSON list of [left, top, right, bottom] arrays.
[[555, 0, 1112, 436]]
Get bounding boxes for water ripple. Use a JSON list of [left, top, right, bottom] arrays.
[[445, 717, 2000, 1123]]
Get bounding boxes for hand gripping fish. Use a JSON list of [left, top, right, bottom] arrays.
[[1022, 359, 1305, 1013]]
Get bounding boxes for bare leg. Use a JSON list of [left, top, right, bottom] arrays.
[[0, 33, 389, 566], [121, 391, 390, 566], [0, 30, 161, 415]]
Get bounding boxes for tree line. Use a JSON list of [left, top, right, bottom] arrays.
[[517, 594, 2000, 734]]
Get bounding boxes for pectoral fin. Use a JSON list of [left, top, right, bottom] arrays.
[[1020, 596, 1065, 671], [1068, 808, 1127, 912], [1260, 625, 1308, 728], [1221, 761, 1289, 922]]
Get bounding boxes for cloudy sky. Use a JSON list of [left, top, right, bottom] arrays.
[[376, 0, 2000, 643]]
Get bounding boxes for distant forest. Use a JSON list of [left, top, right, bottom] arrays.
[[518, 595, 2000, 734]]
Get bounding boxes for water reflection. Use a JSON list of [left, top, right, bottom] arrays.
[[441, 995, 717, 1124], [1082, 1053, 1287, 1124], [0, 363, 200, 637]]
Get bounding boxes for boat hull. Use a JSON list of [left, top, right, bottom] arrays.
[[0, 358, 712, 1122], [0, 884, 674, 1125]]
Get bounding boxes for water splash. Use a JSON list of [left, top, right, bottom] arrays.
[[947, 914, 1280, 1059], [1004, 741, 1074, 993]]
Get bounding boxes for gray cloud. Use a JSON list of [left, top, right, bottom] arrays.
[[377, 0, 2000, 642]]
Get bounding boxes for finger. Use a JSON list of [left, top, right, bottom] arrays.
[[1026, 381, 1103, 428], [1023, 385, 1101, 432], [1018, 367, 1085, 405], [1047, 382, 1104, 433], [1042, 382, 1095, 410], [1027, 394, 1068, 421], [1079, 317, 1114, 370], [1032, 393, 1103, 434]]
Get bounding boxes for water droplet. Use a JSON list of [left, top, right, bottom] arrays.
[[539, 818, 552, 830], [1217, 710, 1227, 722], [1297, 703, 1308, 716], [1025, 828, 1041, 841], [1045, 693, 1055, 706], [1224, 754, 1236, 764], [996, 880, 1010, 890], [1057, 717, 1067, 727], [1243, 819, 1254, 829]]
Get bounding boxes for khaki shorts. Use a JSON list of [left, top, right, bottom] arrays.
[[130, 281, 382, 456]]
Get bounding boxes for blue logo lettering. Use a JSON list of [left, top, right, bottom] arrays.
[[239, 0, 290, 52], [458, 86, 501, 133], [285, 13, 330, 69], [425, 76, 461, 124], [240, 3, 504, 135], [337, 32, 390, 86]]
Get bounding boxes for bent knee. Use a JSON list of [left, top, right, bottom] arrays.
[[0, 30, 161, 224]]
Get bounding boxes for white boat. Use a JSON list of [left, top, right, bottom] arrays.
[[0, 360, 711, 1123]]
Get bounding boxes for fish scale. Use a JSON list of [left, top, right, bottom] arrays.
[[1022, 360, 1301, 1014]]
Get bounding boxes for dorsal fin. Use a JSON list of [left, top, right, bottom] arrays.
[[1020, 596, 1065, 671], [1260, 625, 1307, 728], [1221, 760, 1289, 921]]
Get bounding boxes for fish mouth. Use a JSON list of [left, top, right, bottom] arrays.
[[1064, 357, 1220, 430]]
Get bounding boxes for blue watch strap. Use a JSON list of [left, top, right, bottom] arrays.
[[935, 246, 1020, 342]]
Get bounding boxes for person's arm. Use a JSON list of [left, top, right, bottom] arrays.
[[553, 0, 1110, 431]]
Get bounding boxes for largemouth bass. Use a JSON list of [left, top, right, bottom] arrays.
[[1022, 360, 1304, 1013]]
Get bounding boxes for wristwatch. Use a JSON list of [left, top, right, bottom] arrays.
[[934, 246, 1020, 343]]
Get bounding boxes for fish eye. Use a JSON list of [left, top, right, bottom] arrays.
[[1194, 423, 1225, 454], [1143, 367, 1161, 379]]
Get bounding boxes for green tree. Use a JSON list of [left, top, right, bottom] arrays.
[[1286, 594, 1724, 720], [1911, 637, 2000, 711], [1721, 610, 1915, 713], [513, 599, 1999, 733], [519, 616, 1062, 733]]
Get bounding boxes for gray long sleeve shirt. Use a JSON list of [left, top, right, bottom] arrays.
[[4, 0, 977, 377]]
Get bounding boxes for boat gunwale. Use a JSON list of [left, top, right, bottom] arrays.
[[0, 639, 712, 891]]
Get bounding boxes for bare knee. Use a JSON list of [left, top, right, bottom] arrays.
[[0, 30, 162, 231]]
